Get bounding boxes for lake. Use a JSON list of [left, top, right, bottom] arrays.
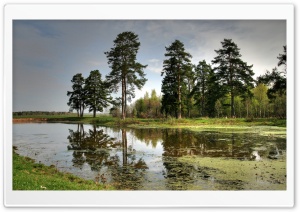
[[13, 123, 286, 190]]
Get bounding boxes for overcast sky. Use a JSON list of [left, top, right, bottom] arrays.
[[13, 20, 286, 112]]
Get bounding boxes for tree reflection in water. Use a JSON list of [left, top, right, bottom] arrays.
[[108, 129, 148, 190], [66, 126, 285, 190], [67, 125, 148, 190], [67, 124, 119, 171], [131, 128, 277, 190]]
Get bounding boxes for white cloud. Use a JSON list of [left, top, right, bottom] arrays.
[[147, 58, 163, 73], [149, 59, 160, 63]]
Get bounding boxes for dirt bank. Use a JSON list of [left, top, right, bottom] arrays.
[[13, 118, 48, 123]]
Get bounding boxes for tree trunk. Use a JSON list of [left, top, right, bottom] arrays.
[[80, 105, 84, 117], [259, 106, 262, 118], [121, 77, 125, 120], [178, 74, 181, 119], [201, 79, 205, 116], [231, 90, 235, 117], [124, 78, 127, 118], [93, 108, 96, 118], [229, 57, 235, 118]]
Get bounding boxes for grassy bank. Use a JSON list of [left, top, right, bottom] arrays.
[[13, 114, 286, 128], [13, 151, 114, 190]]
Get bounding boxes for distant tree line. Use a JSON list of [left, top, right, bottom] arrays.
[[67, 31, 286, 119], [13, 111, 71, 116]]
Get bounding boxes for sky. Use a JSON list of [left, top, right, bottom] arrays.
[[13, 20, 286, 112]]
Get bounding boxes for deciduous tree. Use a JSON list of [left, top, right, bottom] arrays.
[[252, 83, 269, 118]]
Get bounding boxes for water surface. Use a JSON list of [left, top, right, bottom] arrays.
[[13, 123, 286, 190]]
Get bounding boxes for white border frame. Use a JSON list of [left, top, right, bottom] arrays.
[[4, 3, 294, 207]]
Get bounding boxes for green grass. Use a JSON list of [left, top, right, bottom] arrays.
[[13, 151, 114, 190], [125, 117, 286, 129], [13, 114, 286, 129]]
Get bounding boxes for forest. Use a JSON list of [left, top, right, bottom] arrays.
[[67, 31, 287, 119]]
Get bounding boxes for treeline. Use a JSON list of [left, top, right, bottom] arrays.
[[13, 111, 71, 116], [67, 31, 286, 119]]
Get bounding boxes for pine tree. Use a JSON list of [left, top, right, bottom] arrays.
[[258, 46, 287, 98], [193, 60, 212, 116], [277, 45, 286, 70], [85, 70, 112, 118], [161, 40, 192, 119], [105, 31, 147, 120], [67, 73, 86, 117], [212, 39, 254, 117]]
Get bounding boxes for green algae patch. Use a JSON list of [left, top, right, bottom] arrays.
[[178, 156, 286, 190], [185, 125, 286, 139], [127, 121, 286, 139]]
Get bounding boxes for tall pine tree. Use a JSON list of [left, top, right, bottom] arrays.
[[161, 40, 192, 119], [105, 31, 147, 120], [212, 39, 254, 117]]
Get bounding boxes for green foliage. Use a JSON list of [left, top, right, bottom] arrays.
[[252, 83, 269, 118], [215, 99, 223, 118], [134, 89, 161, 118], [273, 92, 286, 118], [257, 67, 286, 99], [233, 96, 243, 118], [193, 60, 213, 116]]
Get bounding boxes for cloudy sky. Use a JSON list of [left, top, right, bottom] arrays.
[[13, 20, 286, 112]]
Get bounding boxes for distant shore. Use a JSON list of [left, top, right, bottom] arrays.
[[12, 115, 286, 137]]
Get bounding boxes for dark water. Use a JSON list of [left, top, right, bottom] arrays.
[[13, 123, 286, 190]]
